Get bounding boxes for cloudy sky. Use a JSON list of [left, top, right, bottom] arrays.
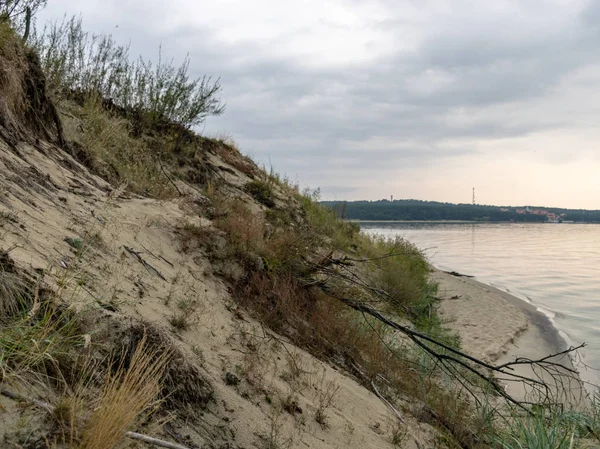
[[38, 0, 600, 208]]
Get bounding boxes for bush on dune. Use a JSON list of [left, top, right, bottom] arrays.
[[31, 15, 224, 130]]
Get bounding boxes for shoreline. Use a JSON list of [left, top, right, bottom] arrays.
[[433, 268, 586, 406]]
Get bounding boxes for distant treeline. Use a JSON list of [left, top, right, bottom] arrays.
[[321, 199, 600, 223]]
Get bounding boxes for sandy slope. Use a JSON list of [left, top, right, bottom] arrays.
[[1, 139, 441, 448]]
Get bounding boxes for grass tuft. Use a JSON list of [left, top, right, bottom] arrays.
[[246, 179, 275, 208], [78, 334, 169, 449], [495, 410, 579, 449], [68, 98, 175, 198]]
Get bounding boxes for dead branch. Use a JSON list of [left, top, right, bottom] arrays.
[[319, 285, 584, 411], [124, 245, 167, 281], [157, 155, 183, 196], [125, 431, 192, 449], [140, 242, 175, 267], [444, 270, 474, 278], [349, 361, 405, 423]]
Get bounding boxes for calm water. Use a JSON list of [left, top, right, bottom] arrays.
[[361, 222, 600, 386]]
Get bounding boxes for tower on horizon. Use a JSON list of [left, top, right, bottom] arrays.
[[472, 187, 475, 205]]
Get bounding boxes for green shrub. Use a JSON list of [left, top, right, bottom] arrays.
[[300, 189, 360, 251], [246, 180, 275, 208], [31, 16, 224, 129]]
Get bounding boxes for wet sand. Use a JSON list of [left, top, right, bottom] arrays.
[[433, 269, 586, 407]]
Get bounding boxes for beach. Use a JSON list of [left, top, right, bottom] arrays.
[[432, 269, 586, 406]]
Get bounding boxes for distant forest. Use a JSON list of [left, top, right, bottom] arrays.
[[321, 199, 600, 223]]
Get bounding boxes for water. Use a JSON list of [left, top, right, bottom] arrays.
[[361, 222, 600, 386]]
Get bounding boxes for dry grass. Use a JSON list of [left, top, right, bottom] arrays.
[[0, 265, 28, 318], [78, 335, 169, 449], [313, 369, 340, 429], [0, 306, 82, 386], [0, 23, 26, 116], [62, 98, 175, 198], [215, 199, 266, 257], [80, 99, 174, 198], [208, 137, 258, 178], [198, 183, 496, 446]]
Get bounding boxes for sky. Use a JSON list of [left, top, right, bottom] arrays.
[[37, 0, 600, 208]]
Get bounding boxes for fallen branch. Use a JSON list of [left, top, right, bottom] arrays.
[[140, 242, 175, 268], [0, 387, 191, 449], [320, 285, 584, 411], [0, 387, 53, 412], [124, 246, 167, 281], [125, 431, 191, 449], [349, 362, 405, 423], [371, 380, 405, 423], [157, 155, 183, 196]]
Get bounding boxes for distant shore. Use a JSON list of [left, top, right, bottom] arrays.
[[433, 269, 585, 405], [353, 219, 589, 224], [351, 219, 474, 223]]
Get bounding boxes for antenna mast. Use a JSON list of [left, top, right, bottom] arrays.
[[472, 187, 475, 205]]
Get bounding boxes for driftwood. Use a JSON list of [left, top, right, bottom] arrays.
[[444, 270, 474, 278], [0, 387, 192, 449]]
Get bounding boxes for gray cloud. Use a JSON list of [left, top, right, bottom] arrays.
[[37, 0, 600, 205]]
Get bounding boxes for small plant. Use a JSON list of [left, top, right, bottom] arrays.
[[262, 406, 294, 449], [178, 222, 215, 253], [176, 296, 198, 313], [0, 254, 28, 317], [246, 180, 275, 208], [281, 350, 305, 385], [389, 420, 409, 447], [313, 369, 340, 429], [0, 211, 18, 227], [48, 395, 81, 444], [191, 345, 205, 364], [281, 394, 302, 416], [168, 294, 200, 331], [168, 311, 189, 331]]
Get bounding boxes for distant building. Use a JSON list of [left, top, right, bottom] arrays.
[[500, 208, 509, 212]]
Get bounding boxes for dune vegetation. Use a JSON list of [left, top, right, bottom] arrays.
[[0, 4, 599, 448]]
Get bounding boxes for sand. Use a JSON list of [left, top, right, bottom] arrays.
[[0, 139, 440, 448], [433, 269, 586, 406], [0, 132, 588, 448]]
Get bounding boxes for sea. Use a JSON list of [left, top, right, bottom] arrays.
[[361, 221, 600, 389]]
